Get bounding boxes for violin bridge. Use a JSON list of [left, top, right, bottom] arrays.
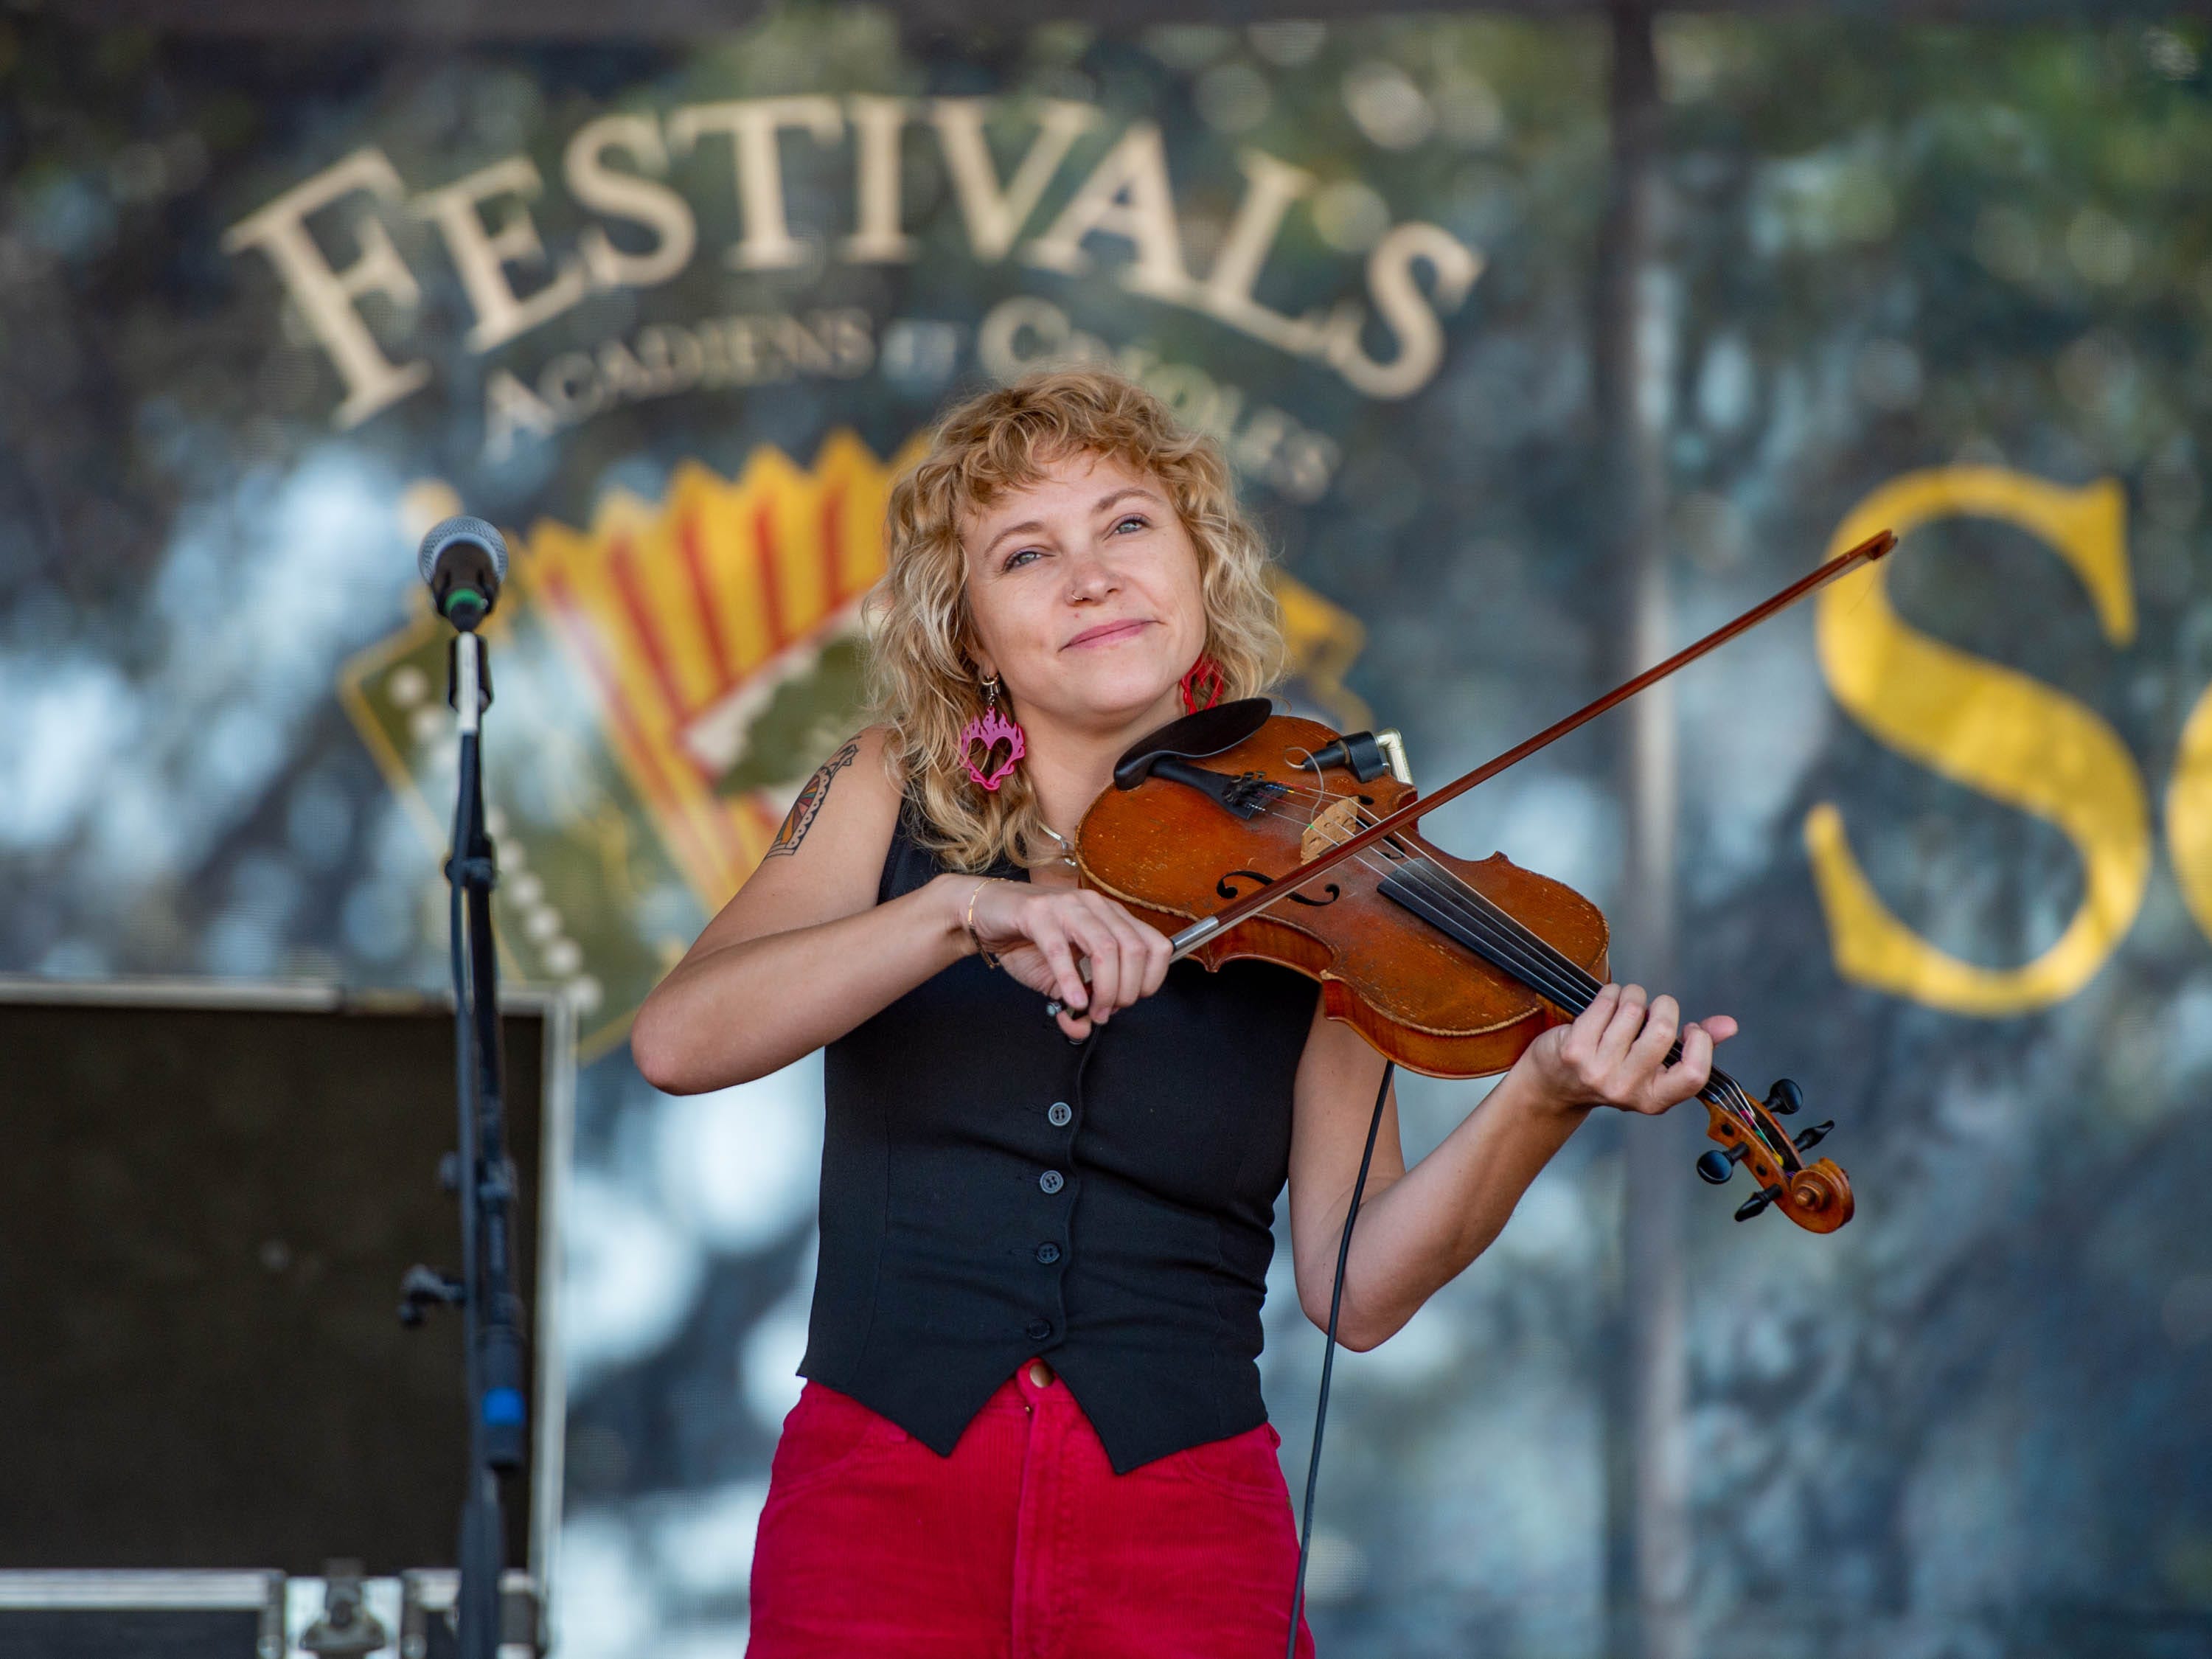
[[1301, 796, 1363, 863]]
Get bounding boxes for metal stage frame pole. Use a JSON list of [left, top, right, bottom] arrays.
[[1596, 7, 1693, 1659]]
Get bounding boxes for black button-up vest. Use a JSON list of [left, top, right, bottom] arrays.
[[799, 802, 1320, 1473]]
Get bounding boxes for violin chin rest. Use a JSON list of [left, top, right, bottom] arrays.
[[1112, 697, 1276, 789]]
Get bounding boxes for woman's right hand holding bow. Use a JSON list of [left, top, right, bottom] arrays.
[[953, 875, 1172, 1041]]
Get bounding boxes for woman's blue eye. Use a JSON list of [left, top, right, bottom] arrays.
[[1004, 547, 1042, 569], [1113, 515, 1147, 534]]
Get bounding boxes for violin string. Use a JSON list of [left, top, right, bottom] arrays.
[[1234, 792, 1777, 1138], [1249, 787, 1693, 1039], [1240, 798, 1632, 1043], [1373, 837, 1778, 1137], [1243, 785, 1758, 1099], [1241, 791, 1607, 1007], [1241, 795, 1600, 1009], [1240, 785, 1652, 1044], [1371, 831, 1778, 1137], [1380, 845, 1774, 1137], [1181, 777, 1769, 1124], [1238, 796, 1599, 1013], [1203, 779, 1717, 1106]]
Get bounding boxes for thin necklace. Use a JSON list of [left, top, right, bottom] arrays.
[[1037, 821, 1078, 869]]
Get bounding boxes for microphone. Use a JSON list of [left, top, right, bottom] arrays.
[[418, 515, 509, 630]]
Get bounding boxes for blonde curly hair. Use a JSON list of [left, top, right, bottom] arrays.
[[865, 366, 1285, 873]]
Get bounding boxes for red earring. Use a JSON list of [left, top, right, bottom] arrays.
[[1178, 654, 1226, 714], [960, 675, 1026, 791]]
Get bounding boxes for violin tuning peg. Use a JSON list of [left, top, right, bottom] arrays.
[[1765, 1078, 1804, 1116], [1792, 1119, 1834, 1152], [1695, 1143, 1752, 1186], [1733, 1183, 1783, 1222]]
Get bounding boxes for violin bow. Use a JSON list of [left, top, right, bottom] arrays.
[[1169, 528, 1897, 959]]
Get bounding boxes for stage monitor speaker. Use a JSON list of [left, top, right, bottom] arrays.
[[0, 978, 574, 1585]]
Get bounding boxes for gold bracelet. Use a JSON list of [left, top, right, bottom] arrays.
[[964, 878, 1001, 970]]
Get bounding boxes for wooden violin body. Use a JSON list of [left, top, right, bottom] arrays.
[[1076, 703, 1854, 1235], [1079, 712, 1607, 1079]]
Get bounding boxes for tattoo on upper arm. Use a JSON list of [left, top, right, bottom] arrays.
[[765, 740, 860, 859]]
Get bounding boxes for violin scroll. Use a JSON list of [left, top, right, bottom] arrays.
[[1728, 1162, 1851, 1228], [1693, 1077, 1855, 1233], [1781, 1158, 1854, 1232]]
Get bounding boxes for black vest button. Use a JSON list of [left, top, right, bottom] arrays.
[[1039, 1169, 1065, 1194], [1036, 1242, 1061, 1264], [1026, 1317, 1052, 1341], [1048, 1101, 1073, 1127]]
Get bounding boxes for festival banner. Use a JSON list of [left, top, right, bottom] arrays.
[[6, 10, 2212, 1655]]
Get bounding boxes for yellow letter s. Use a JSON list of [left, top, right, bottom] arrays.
[[1804, 467, 2148, 1014]]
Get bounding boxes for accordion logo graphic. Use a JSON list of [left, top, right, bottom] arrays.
[[517, 432, 914, 908], [340, 433, 1370, 1060]]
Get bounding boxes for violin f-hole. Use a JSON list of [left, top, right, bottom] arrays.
[[1215, 869, 1340, 908]]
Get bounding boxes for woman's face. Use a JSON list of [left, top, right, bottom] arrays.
[[960, 448, 1206, 733]]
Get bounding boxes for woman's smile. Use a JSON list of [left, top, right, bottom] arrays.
[[1062, 617, 1155, 650]]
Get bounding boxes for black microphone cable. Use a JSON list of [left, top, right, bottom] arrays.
[[1287, 1059, 1395, 1659]]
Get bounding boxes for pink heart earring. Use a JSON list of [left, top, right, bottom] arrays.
[[961, 674, 1026, 791]]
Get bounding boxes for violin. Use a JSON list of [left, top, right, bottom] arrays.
[[1073, 530, 1898, 1237]]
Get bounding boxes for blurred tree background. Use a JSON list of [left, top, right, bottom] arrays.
[[3, 7, 2211, 1656]]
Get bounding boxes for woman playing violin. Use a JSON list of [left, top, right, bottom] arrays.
[[629, 366, 1738, 1657]]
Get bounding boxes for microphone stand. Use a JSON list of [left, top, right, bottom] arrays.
[[401, 618, 528, 1659]]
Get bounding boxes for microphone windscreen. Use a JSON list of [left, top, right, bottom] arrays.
[[417, 515, 511, 585]]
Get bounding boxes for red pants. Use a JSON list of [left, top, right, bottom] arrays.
[[748, 1360, 1318, 1658]]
